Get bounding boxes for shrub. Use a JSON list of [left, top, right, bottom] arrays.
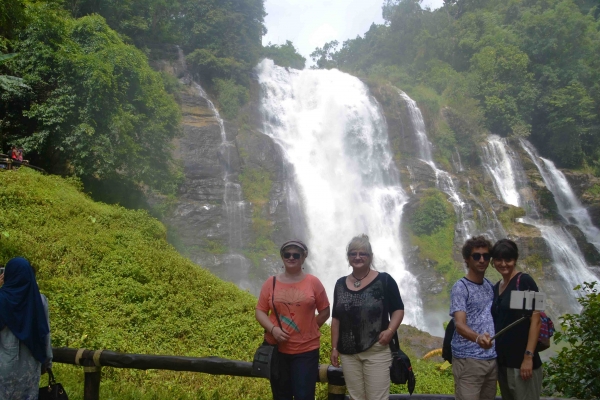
[[544, 282, 600, 399], [410, 190, 454, 236], [214, 78, 249, 120]]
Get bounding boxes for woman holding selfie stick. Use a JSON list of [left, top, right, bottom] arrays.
[[0, 257, 53, 399], [491, 239, 542, 400], [255, 240, 330, 400]]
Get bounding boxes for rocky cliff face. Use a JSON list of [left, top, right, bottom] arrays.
[[157, 57, 599, 320]]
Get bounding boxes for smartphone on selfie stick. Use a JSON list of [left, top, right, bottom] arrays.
[[491, 291, 546, 341]]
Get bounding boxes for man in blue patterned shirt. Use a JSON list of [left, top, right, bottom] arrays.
[[450, 236, 497, 400]]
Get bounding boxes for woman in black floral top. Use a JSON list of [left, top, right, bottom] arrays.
[[330, 234, 404, 400]]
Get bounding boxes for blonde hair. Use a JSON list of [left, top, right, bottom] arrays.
[[346, 234, 373, 256]]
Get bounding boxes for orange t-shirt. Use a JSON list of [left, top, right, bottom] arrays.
[[256, 274, 329, 354]]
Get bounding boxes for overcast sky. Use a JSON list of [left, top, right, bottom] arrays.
[[262, 0, 444, 67]]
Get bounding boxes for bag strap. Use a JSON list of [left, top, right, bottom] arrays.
[[271, 276, 283, 330], [515, 272, 523, 291], [460, 278, 469, 302], [47, 367, 56, 386]]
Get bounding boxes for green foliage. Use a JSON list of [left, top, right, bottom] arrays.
[[262, 41, 306, 70], [239, 167, 277, 266], [497, 206, 526, 231], [1, 7, 181, 195], [585, 184, 600, 197], [409, 192, 461, 296], [0, 168, 272, 398], [310, 40, 339, 69], [316, 0, 600, 171], [410, 190, 454, 235], [544, 282, 600, 399], [214, 78, 249, 120]]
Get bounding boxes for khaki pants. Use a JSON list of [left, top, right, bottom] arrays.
[[339, 342, 392, 400], [452, 357, 498, 400], [498, 365, 543, 400]]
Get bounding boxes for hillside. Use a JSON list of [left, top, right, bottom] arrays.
[[0, 168, 271, 399]]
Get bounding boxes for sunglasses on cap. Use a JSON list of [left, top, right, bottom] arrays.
[[283, 252, 302, 260], [347, 252, 370, 258], [471, 252, 491, 261]]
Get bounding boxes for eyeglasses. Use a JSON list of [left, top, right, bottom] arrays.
[[347, 252, 370, 258], [283, 252, 302, 260], [471, 253, 491, 261]]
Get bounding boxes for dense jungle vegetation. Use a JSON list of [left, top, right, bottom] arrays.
[[311, 0, 600, 174], [0, 0, 302, 204]]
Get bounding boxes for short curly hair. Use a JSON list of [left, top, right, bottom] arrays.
[[461, 236, 493, 260]]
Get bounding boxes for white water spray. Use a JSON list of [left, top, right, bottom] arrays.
[[256, 60, 424, 328]]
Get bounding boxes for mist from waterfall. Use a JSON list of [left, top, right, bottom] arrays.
[[256, 59, 424, 328], [482, 136, 597, 312]]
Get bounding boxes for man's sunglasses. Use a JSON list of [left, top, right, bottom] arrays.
[[347, 252, 370, 258], [471, 253, 491, 261], [283, 252, 302, 260]]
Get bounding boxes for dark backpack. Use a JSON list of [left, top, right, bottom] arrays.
[[442, 277, 493, 364], [442, 318, 455, 364]]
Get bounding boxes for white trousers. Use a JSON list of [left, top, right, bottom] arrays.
[[340, 342, 392, 400]]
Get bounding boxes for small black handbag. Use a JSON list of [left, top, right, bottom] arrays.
[[39, 368, 69, 400], [252, 276, 282, 380], [389, 331, 416, 394]]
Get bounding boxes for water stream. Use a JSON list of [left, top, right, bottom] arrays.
[[256, 60, 424, 328]]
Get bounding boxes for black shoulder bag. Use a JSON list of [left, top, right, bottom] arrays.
[[39, 368, 69, 400], [383, 273, 416, 394], [252, 276, 282, 380]]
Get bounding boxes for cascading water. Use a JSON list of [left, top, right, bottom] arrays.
[[177, 47, 251, 284], [481, 136, 597, 312], [521, 140, 600, 254], [398, 90, 503, 242], [256, 59, 424, 328]]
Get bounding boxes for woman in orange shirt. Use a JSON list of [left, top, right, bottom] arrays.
[[255, 240, 330, 400]]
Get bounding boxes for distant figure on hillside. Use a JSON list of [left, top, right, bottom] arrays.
[[10, 146, 18, 160], [0, 257, 53, 400], [330, 234, 405, 400], [17, 148, 23, 162], [255, 240, 330, 400], [491, 239, 542, 400], [450, 236, 497, 400]]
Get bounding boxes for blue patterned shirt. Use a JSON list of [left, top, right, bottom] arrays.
[[449, 278, 496, 360]]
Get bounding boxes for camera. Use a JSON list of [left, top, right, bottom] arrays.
[[509, 291, 546, 311]]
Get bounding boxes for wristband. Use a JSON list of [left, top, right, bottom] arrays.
[[475, 334, 481, 344], [271, 326, 277, 335], [387, 327, 394, 332], [332, 348, 337, 351]]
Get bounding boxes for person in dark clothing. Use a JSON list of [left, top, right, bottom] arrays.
[[330, 234, 404, 400], [491, 239, 542, 400]]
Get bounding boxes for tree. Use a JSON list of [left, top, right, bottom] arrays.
[[310, 40, 339, 69], [1, 7, 181, 193], [262, 41, 306, 70], [544, 281, 600, 399]]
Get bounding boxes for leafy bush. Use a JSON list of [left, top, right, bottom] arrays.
[[214, 78, 249, 120], [544, 282, 600, 399], [410, 190, 454, 236]]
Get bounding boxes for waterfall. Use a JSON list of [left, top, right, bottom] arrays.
[[256, 59, 424, 328], [520, 140, 600, 254], [176, 47, 252, 284], [398, 90, 504, 242], [481, 136, 597, 312]]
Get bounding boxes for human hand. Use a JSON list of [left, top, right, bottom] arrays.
[[520, 357, 533, 380], [378, 328, 395, 346], [477, 332, 493, 349], [272, 326, 290, 342], [0, 273, 3, 287], [330, 348, 340, 367]]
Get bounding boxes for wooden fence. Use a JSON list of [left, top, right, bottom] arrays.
[[52, 347, 570, 400], [52, 347, 347, 400]]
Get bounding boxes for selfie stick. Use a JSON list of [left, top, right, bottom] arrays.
[[492, 291, 543, 341]]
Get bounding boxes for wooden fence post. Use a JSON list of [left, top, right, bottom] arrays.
[[318, 364, 346, 400]]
